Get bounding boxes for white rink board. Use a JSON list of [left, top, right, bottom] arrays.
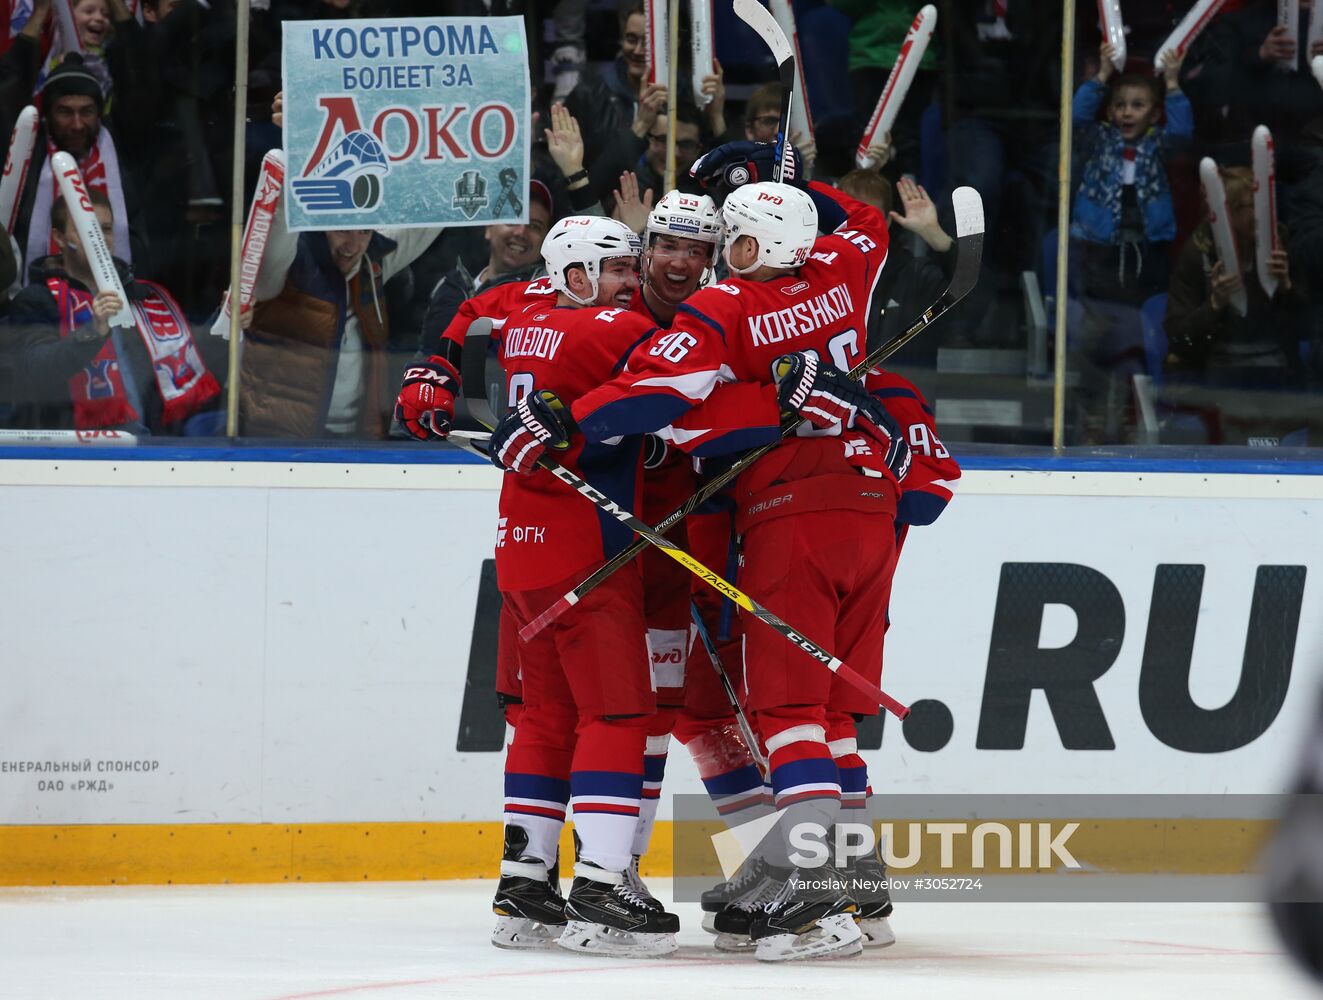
[[2, 466, 1321, 825]]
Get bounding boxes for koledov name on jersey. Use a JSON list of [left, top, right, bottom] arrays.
[[503, 324, 565, 361], [746, 282, 855, 347]]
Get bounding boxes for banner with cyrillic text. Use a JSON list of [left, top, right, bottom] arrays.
[[281, 17, 530, 231]]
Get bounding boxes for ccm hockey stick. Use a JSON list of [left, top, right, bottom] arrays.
[[734, 0, 797, 183], [520, 186, 985, 643], [690, 601, 768, 775], [462, 325, 911, 720]]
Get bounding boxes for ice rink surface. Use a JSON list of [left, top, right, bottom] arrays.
[[1, 880, 1317, 1000]]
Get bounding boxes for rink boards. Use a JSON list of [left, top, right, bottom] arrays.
[[1, 448, 1321, 884]]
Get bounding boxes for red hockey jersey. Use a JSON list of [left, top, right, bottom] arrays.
[[437, 276, 559, 368], [572, 183, 893, 509], [494, 301, 659, 591], [868, 371, 960, 528]]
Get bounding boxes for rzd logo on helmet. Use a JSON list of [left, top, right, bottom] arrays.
[[756, 191, 784, 205]]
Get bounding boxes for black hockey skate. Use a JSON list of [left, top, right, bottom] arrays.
[[749, 865, 863, 962], [491, 826, 566, 951], [702, 856, 781, 952], [625, 855, 662, 908], [849, 850, 896, 948], [558, 860, 680, 958]]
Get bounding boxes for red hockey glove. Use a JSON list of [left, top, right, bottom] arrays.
[[489, 390, 574, 475], [395, 357, 458, 440]]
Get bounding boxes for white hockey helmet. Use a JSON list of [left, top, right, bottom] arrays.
[[542, 216, 643, 305], [644, 190, 723, 288], [646, 191, 723, 249], [721, 182, 817, 273]]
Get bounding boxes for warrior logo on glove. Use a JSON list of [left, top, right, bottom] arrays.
[[775, 351, 911, 483], [490, 390, 575, 475]]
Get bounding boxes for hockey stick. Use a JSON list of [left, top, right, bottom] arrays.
[[520, 186, 984, 643], [734, 0, 797, 183], [690, 601, 768, 776], [462, 326, 911, 720]]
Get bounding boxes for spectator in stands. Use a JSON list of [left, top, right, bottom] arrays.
[[0, 0, 115, 132], [938, 0, 1062, 346], [828, 0, 936, 180], [1070, 45, 1190, 307], [0, 234, 23, 425], [837, 170, 956, 372], [1164, 165, 1313, 443], [0, 0, 51, 135], [110, 0, 259, 315], [1284, 159, 1323, 385], [0, 235, 18, 297], [418, 179, 553, 360], [15, 53, 145, 278], [8, 188, 220, 434], [743, 82, 817, 176], [635, 102, 706, 199], [229, 93, 442, 440], [1179, 0, 1323, 180], [564, 0, 727, 204]]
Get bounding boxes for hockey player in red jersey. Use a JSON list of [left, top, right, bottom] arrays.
[[393, 275, 558, 442], [482, 216, 683, 958], [571, 149, 913, 961], [623, 191, 769, 887]]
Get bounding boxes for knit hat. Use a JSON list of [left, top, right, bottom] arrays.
[[41, 53, 104, 107]]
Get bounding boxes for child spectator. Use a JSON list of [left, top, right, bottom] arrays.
[[1070, 43, 1191, 306]]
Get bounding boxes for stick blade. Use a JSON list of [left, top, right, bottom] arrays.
[[733, 0, 793, 62], [950, 186, 985, 238]]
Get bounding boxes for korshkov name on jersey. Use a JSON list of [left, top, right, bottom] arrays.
[[746, 283, 854, 347]]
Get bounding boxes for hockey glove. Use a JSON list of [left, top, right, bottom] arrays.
[[690, 140, 804, 199], [775, 352, 912, 483], [395, 357, 458, 440], [489, 390, 574, 475]]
